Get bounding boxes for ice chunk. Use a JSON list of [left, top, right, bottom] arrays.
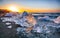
[[53, 16, 60, 24], [6, 23, 11, 25], [7, 26, 12, 29], [36, 27, 42, 33]]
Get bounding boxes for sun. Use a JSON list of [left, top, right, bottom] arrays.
[[8, 6, 19, 12]]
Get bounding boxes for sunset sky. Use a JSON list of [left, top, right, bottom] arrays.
[[0, 0, 60, 13]]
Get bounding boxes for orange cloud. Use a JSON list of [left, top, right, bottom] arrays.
[[19, 8, 60, 13], [0, 6, 60, 13]]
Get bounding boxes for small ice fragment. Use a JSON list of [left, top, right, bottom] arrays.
[[7, 26, 12, 28], [6, 23, 11, 25]]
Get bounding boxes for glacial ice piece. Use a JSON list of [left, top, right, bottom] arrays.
[[38, 16, 53, 21], [53, 16, 60, 24], [33, 25, 50, 33], [7, 25, 12, 29], [6, 22, 11, 25], [5, 13, 13, 17]]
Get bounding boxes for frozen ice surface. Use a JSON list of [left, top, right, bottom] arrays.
[[17, 19, 60, 38], [1, 13, 60, 38]]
